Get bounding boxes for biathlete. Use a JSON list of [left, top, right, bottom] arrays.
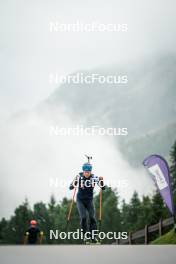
[[24, 220, 44, 245], [69, 161, 105, 243]]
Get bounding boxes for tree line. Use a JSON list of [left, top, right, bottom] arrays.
[[0, 141, 176, 244]]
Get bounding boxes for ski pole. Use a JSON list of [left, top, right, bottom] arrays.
[[39, 231, 44, 244], [98, 189, 103, 232], [24, 232, 29, 245], [66, 187, 77, 228]]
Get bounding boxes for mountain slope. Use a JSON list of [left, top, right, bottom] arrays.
[[43, 54, 176, 166]]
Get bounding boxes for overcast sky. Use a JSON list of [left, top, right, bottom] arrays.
[[0, 0, 176, 218], [1, 0, 176, 120]]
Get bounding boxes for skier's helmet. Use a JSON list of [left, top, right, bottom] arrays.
[[82, 163, 92, 172], [30, 220, 37, 226]]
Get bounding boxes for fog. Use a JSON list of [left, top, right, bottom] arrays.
[[0, 105, 153, 218], [0, 0, 176, 218], [1, 0, 176, 118]]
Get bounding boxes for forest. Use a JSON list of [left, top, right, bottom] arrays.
[[0, 141, 175, 244]]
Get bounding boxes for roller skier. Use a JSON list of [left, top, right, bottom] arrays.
[[24, 220, 44, 245], [69, 156, 105, 244]]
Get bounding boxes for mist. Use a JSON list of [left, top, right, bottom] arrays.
[[1, 0, 176, 218], [1, 0, 176, 118], [0, 104, 154, 218]]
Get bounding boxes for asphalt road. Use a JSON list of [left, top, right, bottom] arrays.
[[0, 245, 175, 264]]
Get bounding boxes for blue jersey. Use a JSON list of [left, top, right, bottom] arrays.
[[70, 172, 100, 200]]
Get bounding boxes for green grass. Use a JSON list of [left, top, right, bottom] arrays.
[[151, 229, 176, 244]]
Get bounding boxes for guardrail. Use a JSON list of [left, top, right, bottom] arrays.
[[116, 216, 174, 244]]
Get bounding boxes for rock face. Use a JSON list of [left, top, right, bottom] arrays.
[[44, 55, 176, 166]]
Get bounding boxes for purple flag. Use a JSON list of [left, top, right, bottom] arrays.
[[143, 154, 175, 215]]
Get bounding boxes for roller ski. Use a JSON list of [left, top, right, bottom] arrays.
[[84, 238, 101, 245]]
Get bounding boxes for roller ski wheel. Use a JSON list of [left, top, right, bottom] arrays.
[[83, 238, 91, 245], [84, 238, 101, 245], [90, 239, 101, 245]]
